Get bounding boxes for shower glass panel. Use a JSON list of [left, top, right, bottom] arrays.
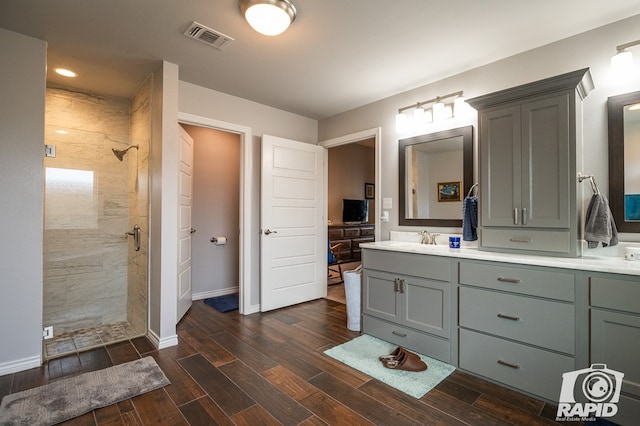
[[43, 84, 150, 358]]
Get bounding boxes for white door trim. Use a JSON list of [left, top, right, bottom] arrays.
[[319, 127, 382, 242], [177, 112, 253, 315]]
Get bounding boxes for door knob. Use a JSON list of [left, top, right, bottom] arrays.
[[264, 229, 278, 235]]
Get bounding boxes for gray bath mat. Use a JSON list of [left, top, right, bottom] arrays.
[[0, 356, 170, 426]]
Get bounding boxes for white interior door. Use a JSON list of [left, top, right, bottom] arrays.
[[177, 125, 194, 321], [261, 134, 325, 312]]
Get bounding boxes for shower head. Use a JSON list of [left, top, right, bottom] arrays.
[[112, 145, 139, 161]]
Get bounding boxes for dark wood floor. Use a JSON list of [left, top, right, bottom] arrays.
[[0, 299, 567, 425]]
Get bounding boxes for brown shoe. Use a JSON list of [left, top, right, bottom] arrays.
[[382, 349, 428, 372], [379, 346, 403, 362]]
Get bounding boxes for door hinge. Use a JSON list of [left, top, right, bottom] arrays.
[[43, 326, 53, 340], [45, 145, 56, 158]]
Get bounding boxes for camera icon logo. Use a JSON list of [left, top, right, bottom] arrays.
[[556, 364, 624, 420]]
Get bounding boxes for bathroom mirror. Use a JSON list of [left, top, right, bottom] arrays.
[[399, 125, 473, 227], [609, 90, 640, 233]]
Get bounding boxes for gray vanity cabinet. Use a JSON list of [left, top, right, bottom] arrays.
[[590, 274, 640, 424], [361, 249, 452, 363], [458, 260, 576, 401], [468, 68, 594, 257]]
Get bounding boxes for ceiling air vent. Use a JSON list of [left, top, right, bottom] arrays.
[[184, 21, 234, 50]]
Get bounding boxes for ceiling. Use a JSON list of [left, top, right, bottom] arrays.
[[1, 1, 640, 120]]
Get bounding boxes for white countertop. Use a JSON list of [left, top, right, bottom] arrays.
[[360, 240, 640, 277]]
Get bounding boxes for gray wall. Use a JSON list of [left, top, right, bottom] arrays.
[[319, 14, 640, 242], [0, 28, 46, 373], [183, 124, 241, 298], [178, 81, 318, 309]]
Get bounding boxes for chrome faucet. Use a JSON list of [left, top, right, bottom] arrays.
[[418, 230, 439, 245]]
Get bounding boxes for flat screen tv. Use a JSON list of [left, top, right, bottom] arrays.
[[342, 199, 369, 224]]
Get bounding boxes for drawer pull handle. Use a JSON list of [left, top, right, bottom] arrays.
[[392, 331, 407, 337], [393, 278, 399, 293], [497, 359, 520, 369], [509, 237, 532, 243], [497, 313, 520, 321], [497, 277, 521, 284]]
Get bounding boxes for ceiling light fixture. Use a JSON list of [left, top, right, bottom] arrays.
[[611, 39, 640, 74], [53, 67, 77, 78], [395, 91, 466, 132], [239, 0, 296, 36]]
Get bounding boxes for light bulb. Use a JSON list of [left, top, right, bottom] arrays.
[[611, 50, 633, 76], [244, 4, 292, 36]]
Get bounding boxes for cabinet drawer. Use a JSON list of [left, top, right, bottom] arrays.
[[363, 249, 450, 282], [363, 315, 450, 363], [459, 329, 574, 401], [328, 228, 344, 239], [343, 227, 361, 237], [481, 228, 571, 255], [591, 275, 640, 315], [360, 226, 375, 236], [459, 261, 574, 301], [353, 237, 374, 248], [460, 287, 574, 354]]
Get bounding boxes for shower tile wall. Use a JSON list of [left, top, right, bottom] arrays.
[[128, 76, 151, 334], [44, 87, 132, 335]]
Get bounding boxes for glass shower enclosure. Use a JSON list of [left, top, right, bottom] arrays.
[[42, 80, 151, 359]]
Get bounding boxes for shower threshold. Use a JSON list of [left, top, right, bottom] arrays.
[[44, 321, 145, 360]]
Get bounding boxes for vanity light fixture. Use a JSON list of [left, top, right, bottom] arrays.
[[239, 0, 296, 36], [395, 91, 466, 132], [53, 67, 77, 78], [611, 39, 640, 74]]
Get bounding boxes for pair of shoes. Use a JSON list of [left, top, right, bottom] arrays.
[[379, 347, 428, 371]]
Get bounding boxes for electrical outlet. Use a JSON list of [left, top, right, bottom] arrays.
[[43, 326, 53, 340]]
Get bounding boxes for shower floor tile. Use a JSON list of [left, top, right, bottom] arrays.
[[44, 321, 145, 359]]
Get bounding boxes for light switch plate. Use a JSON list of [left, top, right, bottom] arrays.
[[383, 198, 393, 209]]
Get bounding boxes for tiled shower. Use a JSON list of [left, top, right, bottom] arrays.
[[43, 77, 151, 359]]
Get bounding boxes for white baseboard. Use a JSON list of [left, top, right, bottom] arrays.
[[243, 304, 261, 315], [0, 355, 41, 375], [146, 330, 178, 350], [192, 286, 239, 301]]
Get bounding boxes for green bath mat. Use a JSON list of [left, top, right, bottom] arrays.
[[324, 334, 455, 398]]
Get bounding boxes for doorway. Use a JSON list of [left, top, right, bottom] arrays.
[[320, 128, 381, 304], [177, 113, 253, 314], [180, 124, 241, 305]]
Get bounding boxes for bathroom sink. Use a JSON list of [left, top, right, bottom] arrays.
[[582, 242, 640, 259]]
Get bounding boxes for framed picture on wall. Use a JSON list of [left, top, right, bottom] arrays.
[[365, 183, 375, 199], [438, 181, 461, 202]]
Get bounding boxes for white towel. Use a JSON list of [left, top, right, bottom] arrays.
[[585, 194, 618, 248]]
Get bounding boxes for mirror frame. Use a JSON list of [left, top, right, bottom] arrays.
[[399, 125, 474, 227], [608, 90, 640, 233]]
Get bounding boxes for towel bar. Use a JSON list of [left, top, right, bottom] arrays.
[[577, 173, 600, 195]]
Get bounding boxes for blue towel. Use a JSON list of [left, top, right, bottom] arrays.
[[462, 196, 478, 241]]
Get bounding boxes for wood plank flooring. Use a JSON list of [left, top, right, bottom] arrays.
[[0, 299, 568, 425]]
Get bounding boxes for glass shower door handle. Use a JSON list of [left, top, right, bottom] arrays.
[[126, 225, 141, 251]]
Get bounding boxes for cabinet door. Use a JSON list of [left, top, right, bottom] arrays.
[[521, 94, 570, 228], [591, 309, 640, 399], [401, 276, 449, 338], [480, 105, 522, 227], [362, 270, 401, 323]]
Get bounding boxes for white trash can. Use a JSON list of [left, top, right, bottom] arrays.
[[343, 267, 362, 331]]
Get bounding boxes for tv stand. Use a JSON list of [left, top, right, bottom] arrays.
[[328, 223, 375, 262]]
